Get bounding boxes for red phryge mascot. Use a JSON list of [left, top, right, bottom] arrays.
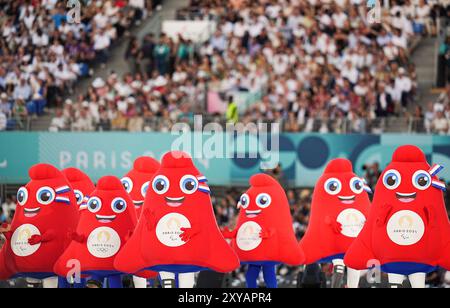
[[298, 159, 372, 288], [121, 157, 160, 288], [121, 157, 160, 218], [222, 174, 304, 288], [54, 176, 137, 288], [344, 145, 450, 288], [0, 164, 78, 287], [62, 168, 95, 212], [115, 151, 240, 288]]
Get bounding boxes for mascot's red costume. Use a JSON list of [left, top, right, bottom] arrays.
[[121, 157, 160, 218], [115, 151, 239, 288], [0, 164, 78, 284], [121, 157, 160, 288], [298, 159, 372, 288], [54, 176, 137, 288], [223, 174, 304, 288], [62, 168, 95, 212], [344, 145, 450, 288]]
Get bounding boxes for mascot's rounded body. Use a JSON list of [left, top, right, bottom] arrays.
[[223, 174, 304, 288], [54, 176, 137, 288], [298, 159, 372, 288], [0, 164, 78, 280], [345, 145, 450, 288], [115, 152, 239, 279]]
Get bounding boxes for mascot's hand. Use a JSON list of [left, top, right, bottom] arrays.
[[69, 231, 85, 243], [325, 216, 342, 234], [221, 227, 235, 239], [0, 223, 10, 233], [28, 235, 42, 246], [376, 203, 393, 227], [180, 227, 199, 242], [259, 228, 274, 239]]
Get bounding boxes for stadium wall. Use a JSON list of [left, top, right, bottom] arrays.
[[0, 133, 449, 187]]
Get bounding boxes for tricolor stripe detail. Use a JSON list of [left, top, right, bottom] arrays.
[[55, 196, 71, 205], [361, 178, 372, 194], [56, 186, 71, 194], [79, 196, 90, 210], [197, 176, 208, 183], [198, 185, 211, 194], [363, 185, 372, 194], [429, 164, 444, 177], [432, 180, 446, 191]]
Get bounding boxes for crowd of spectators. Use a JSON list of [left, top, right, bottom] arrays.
[[50, 0, 450, 133], [409, 83, 450, 134], [0, 0, 152, 131]]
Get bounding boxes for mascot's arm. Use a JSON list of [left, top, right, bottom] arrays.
[[259, 227, 276, 239], [221, 227, 237, 239], [143, 208, 156, 231], [0, 224, 12, 241], [69, 231, 86, 243], [28, 230, 56, 245], [423, 205, 435, 228], [325, 215, 342, 234], [376, 203, 393, 227], [125, 229, 133, 242]]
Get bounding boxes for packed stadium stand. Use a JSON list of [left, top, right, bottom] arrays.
[[0, 0, 447, 135]]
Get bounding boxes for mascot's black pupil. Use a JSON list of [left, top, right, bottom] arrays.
[[90, 201, 98, 209], [241, 197, 247, 205], [116, 202, 125, 210], [156, 181, 165, 191], [185, 181, 195, 191], [355, 182, 362, 190], [330, 183, 338, 191], [387, 176, 396, 186], [18, 192, 24, 202], [418, 176, 428, 187], [76, 194, 82, 202], [41, 192, 51, 201], [260, 197, 267, 205]]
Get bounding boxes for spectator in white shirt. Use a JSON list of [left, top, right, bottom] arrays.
[[395, 68, 413, 109], [0, 111, 6, 131], [49, 108, 68, 132], [432, 111, 449, 135]]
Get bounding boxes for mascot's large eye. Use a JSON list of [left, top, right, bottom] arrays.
[[324, 178, 342, 195], [239, 194, 250, 209], [121, 177, 133, 194], [74, 190, 84, 205], [36, 187, 55, 205], [141, 181, 150, 198], [17, 187, 28, 206], [350, 177, 364, 194], [383, 169, 401, 190], [180, 175, 198, 195], [412, 170, 431, 190], [256, 193, 272, 209], [111, 198, 127, 214], [152, 175, 170, 195], [87, 197, 102, 213]]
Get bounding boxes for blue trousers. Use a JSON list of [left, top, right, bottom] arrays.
[[245, 264, 277, 288], [91, 275, 123, 288]]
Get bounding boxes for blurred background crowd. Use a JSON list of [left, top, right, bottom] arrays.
[[0, 0, 448, 134]]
